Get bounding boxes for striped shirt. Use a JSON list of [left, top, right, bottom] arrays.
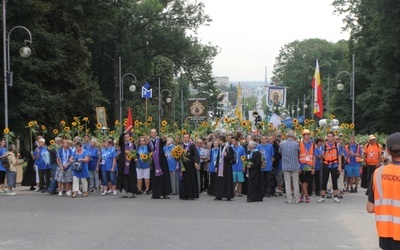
[[279, 138, 300, 172]]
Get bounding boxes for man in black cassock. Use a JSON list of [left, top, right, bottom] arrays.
[[116, 127, 137, 198], [179, 134, 200, 200], [148, 129, 171, 199], [246, 141, 263, 202], [214, 135, 236, 201]]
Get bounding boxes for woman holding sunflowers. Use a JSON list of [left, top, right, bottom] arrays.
[[116, 128, 137, 198], [136, 136, 151, 195]]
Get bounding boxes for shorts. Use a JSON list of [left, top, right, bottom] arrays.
[[6, 171, 16, 188], [233, 171, 244, 183], [346, 164, 360, 177], [0, 171, 6, 184], [137, 168, 150, 179], [276, 170, 283, 184], [299, 170, 312, 183]]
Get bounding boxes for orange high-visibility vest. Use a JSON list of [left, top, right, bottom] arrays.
[[373, 164, 400, 241], [299, 141, 314, 166], [323, 142, 338, 165], [345, 144, 362, 163], [364, 143, 381, 165]]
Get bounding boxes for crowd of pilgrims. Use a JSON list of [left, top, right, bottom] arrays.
[[13, 126, 377, 203]]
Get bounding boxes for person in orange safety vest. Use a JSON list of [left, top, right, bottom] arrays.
[[364, 134, 382, 195]]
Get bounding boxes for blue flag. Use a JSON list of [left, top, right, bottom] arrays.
[[141, 82, 152, 99]]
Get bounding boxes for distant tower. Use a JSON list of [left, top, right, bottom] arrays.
[[264, 66, 268, 86]]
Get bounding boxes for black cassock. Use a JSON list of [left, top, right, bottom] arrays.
[[179, 143, 200, 199], [247, 150, 263, 202], [149, 138, 171, 198], [116, 133, 137, 194], [214, 144, 236, 199]]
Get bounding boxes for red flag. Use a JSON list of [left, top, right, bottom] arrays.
[[125, 107, 133, 133], [311, 60, 323, 118]]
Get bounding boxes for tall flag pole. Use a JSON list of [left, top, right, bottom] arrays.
[[235, 82, 243, 122], [141, 82, 152, 122], [311, 60, 323, 118]]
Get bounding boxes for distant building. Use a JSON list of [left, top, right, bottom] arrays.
[[214, 76, 230, 86]]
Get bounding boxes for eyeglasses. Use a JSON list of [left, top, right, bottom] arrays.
[[335, 139, 340, 141]]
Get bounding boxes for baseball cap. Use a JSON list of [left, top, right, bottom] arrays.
[[387, 132, 400, 153]]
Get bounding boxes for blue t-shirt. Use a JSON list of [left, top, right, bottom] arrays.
[[257, 143, 275, 171], [299, 141, 317, 170], [232, 145, 246, 172], [72, 149, 90, 178], [164, 144, 178, 171], [101, 147, 116, 172], [209, 148, 219, 173], [315, 146, 323, 171], [347, 144, 362, 166], [34, 146, 50, 170], [87, 146, 99, 171], [137, 145, 150, 169], [57, 148, 73, 169], [0, 147, 7, 172]]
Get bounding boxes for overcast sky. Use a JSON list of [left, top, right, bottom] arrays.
[[197, 0, 349, 82]]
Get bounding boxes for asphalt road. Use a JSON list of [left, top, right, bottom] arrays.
[[0, 187, 379, 250]]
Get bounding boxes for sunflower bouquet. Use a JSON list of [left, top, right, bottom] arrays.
[[241, 155, 252, 170], [171, 145, 189, 171], [139, 152, 153, 164], [47, 139, 60, 152], [125, 149, 137, 161]]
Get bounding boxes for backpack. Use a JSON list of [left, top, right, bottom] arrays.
[[1, 154, 10, 169]]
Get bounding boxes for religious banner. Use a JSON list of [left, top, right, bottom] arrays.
[[187, 98, 208, 121], [266, 86, 287, 108], [96, 107, 107, 128], [141, 82, 152, 99]]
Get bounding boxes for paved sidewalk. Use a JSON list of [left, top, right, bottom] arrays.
[[0, 187, 379, 250]]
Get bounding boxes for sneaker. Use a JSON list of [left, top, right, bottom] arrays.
[[285, 199, 292, 204], [107, 189, 113, 194], [318, 197, 325, 203], [305, 196, 310, 203], [34, 187, 40, 192], [77, 190, 82, 195], [354, 187, 358, 193], [298, 196, 304, 203], [66, 190, 72, 196], [113, 190, 117, 196], [7, 192, 16, 196], [334, 197, 340, 203], [58, 191, 63, 196], [101, 191, 107, 196]]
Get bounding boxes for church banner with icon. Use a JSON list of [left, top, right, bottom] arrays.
[[266, 86, 287, 108], [96, 107, 107, 128], [187, 98, 208, 121]]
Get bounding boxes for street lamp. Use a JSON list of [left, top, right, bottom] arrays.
[[3, 0, 33, 145], [335, 54, 355, 125], [118, 57, 137, 123], [158, 77, 172, 132], [303, 94, 312, 119]]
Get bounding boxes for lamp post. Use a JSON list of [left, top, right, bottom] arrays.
[[158, 77, 172, 132], [118, 57, 137, 124], [180, 89, 189, 129], [291, 102, 300, 118], [302, 94, 312, 119], [336, 54, 355, 125], [3, 0, 33, 145]]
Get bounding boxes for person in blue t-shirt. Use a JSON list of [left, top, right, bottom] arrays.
[[0, 139, 8, 194], [31, 138, 51, 193], [137, 136, 151, 195], [308, 138, 324, 196], [70, 141, 90, 198], [207, 138, 219, 196], [231, 137, 246, 196], [100, 139, 117, 196], [344, 136, 363, 193], [164, 137, 179, 195], [256, 135, 275, 197], [87, 138, 101, 192]]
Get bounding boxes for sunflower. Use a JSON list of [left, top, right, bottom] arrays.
[[83, 117, 89, 122], [115, 120, 120, 125], [126, 155, 132, 161], [50, 140, 55, 145], [60, 121, 66, 125], [73, 116, 79, 121], [295, 124, 300, 129], [71, 122, 77, 127], [259, 122, 265, 127], [330, 115, 335, 120], [223, 117, 229, 123], [281, 123, 286, 127], [134, 120, 139, 126], [140, 153, 148, 160], [293, 118, 299, 124], [350, 123, 355, 129], [41, 125, 46, 130], [240, 155, 246, 161], [3, 128, 9, 134], [181, 129, 187, 135], [110, 131, 115, 135], [148, 116, 153, 122], [96, 123, 101, 129], [78, 126, 84, 131], [327, 128, 331, 132], [345, 123, 350, 129], [334, 130, 338, 135], [160, 128, 166, 133], [340, 124, 346, 128], [53, 129, 59, 135], [33, 121, 38, 125], [129, 137, 134, 142], [230, 118, 236, 123], [241, 121, 247, 126], [28, 121, 33, 127], [123, 120, 128, 126], [216, 118, 221, 122], [202, 122, 208, 127], [304, 119, 309, 125], [161, 120, 168, 127], [64, 127, 70, 131], [309, 120, 315, 123], [268, 123, 273, 129]]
